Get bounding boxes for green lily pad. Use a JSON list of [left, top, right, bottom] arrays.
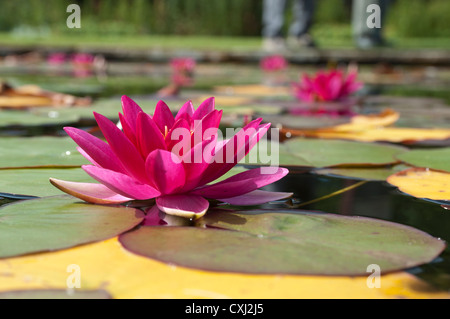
[[0, 137, 87, 168], [0, 168, 92, 198], [0, 109, 80, 127], [0, 289, 111, 299], [313, 164, 411, 181], [244, 138, 406, 169], [284, 138, 406, 168], [119, 209, 445, 276], [0, 195, 144, 258], [396, 147, 450, 173]]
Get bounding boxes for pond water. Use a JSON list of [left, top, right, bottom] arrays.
[[0, 59, 449, 292]]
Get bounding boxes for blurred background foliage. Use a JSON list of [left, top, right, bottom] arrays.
[[0, 0, 449, 38]]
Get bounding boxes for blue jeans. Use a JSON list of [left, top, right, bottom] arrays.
[[262, 0, 315, 38]]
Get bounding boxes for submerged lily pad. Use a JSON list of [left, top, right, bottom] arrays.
[[0, 137, 87, 168], [396, 147, 450, 173], [119, 209, 445, 276], [0, 195, 143, 258]]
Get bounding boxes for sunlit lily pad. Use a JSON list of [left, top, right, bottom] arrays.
[[0, 195, 143, 258], [396, 147, 450, 173], [119, 209, 445, 276], [0, 137, 87, 168], [387, 167, 450, 201]]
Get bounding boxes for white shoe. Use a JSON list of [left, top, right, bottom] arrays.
[[262, 37, 287, 53]]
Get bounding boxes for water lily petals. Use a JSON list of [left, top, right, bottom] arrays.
[[94, 112, 148, 184], [153, 100, 175, 133], [136, 112, 166, 158], [191, 109, 223, 146], [145, 149, 186, 195], [165, 118, 191, 153], [193, 167, 289, 199], [193, 97, 215, 120], [181, 137, 218, 191], [156, 194, 209, 219], [200, 120, 270, 185], [83, 165, 160, 200], [49, 178, 132, 204], [64, 127, 126, 174], [217, 190, 293, 206]]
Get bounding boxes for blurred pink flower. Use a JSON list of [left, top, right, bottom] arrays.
[[47, 53, 67, 65], [170, 57, 196, 73], [293, 69, 363, 102], [260, 55, 287, 72], [50, 96, 291, 219], [71, 53, 95, 65]]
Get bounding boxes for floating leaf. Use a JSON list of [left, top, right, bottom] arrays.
[[1, 238, 448, 299], [387, 167, 450, 201], [119, 210, 445, 276], [0, 137, 87, 168], [284, 138, 406, 168], [283, 127, 450, 143], [0, 168, 92, 198], [396, 147, 450, 173], [313, 164, 411, 181], [0, 195, 143, 258], [0, 289, 111, 299]]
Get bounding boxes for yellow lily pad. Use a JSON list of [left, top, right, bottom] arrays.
[[387, 168, 450, 201], [0, 238, 448, 299]]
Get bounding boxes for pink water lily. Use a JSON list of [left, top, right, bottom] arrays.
[[260, 55, 288, 72], [50, 96, 291, 219], [293, 69, 363, 102]]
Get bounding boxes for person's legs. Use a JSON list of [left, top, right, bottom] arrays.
[[262, 0, 287, 52], [287, 0, 316, 49], [352, 0, 388, 49]]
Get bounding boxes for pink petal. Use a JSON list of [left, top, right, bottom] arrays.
[[64, 127, 126, 174], [192, 167, 289, 199], [142, 205, 167, 226], [145, 149, 186, 195], [218, 190, 293, 206], [192, 97, 215, 120], [136, 112, 166, 158], [156, 194, 209, 219], [119, 112, 137, 146], [82, 165, 160, 200], [94, 112, 148, 184], [121, 95, 144, 136], [49, 178, 132, 204], [153, 100, 175, 133], [175, 100, 194, 121]]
